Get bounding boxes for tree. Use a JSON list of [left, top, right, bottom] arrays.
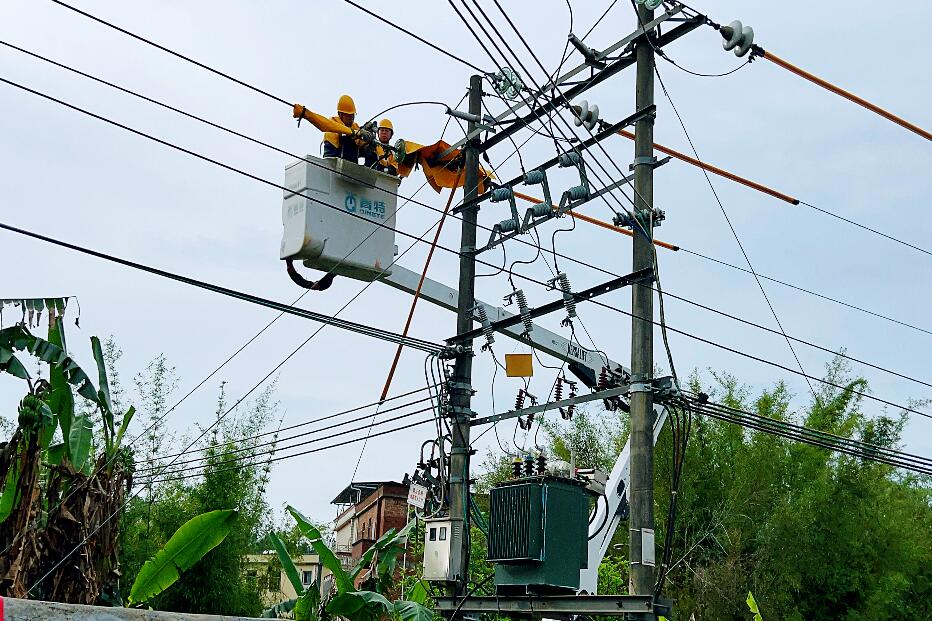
[[119, 381, 280, 616]]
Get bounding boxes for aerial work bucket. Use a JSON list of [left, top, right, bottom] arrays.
[[280, 156, 400, 281]]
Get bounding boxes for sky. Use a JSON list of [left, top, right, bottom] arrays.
[[1, 0, 929, 525]]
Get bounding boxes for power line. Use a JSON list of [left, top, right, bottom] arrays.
[[688, 396, 932, 475], [136, 404, 437, 481], [140, 415, 439, 485], [678, 246, 932, 338], [50, 0, 292, 105], [584, 296, 932, 421], [801, 200, 932, 259], [336, 0, 487, 73], [653, 287, 932, 391], [0, 219, 442, 354], [135, 387, 439, 467]]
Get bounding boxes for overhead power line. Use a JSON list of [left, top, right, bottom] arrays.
[[0, 219, 442, 354], [136, 395, 436, 473], [136, 404, 437, 480], [336, 0, 487, 73], [688, 396, 932, 476], [586, 296, 932, 421], [50, 0, 291, 105], [139, 415, 438, 485], [135, 385, 438, 466]]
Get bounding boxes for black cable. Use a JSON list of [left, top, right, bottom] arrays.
[[679, 246, 932, 338], [337, 0, 488, 73], [581, 295, 932, 420], [135, 393, 437, 471], [50, 0, 291, 105], [142, 416, 439, 485], [691, 397, 932, 469], [582, 0, 620, 41], [137, 405, 436, 481], [688, 397, 932, 475], [0, 219, 440, 353], [653, 287, 932, 390], [449, 573, 495, 620], [801, 200, 932, 259]]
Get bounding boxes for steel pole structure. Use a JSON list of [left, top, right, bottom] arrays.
[[447, 74, 483, 597], [628, 3, 657, 600]]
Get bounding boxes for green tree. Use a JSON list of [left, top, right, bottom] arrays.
[[119, 381, 280, 616]]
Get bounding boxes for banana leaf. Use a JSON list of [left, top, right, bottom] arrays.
[[262, 598, 297, 618], [326, 591, 391, 621], [294, 587, 320, 621], [0, 466, 20, 525], [68, 414, 93, 472], [0, 325, 99, 403], [286, 504, 354, 593], [269, 530, 304, 594], [393, 600, 434, 621], [128, 509, 237, 605]]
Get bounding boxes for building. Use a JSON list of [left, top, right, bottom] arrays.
[[330, 481, 410, 583], [245, 553, 322, 607]]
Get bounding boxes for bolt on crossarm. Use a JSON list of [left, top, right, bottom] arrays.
[[446, 74, 483, 601], [629, 2, 657, 603]]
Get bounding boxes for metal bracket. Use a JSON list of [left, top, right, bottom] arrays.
[[629, 154, 672, 171], [629, 381, 652, 394]]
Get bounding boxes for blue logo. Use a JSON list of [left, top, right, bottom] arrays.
[[344, 193, 357, 213]]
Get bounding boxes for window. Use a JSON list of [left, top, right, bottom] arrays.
[[429, 527, 437, 541], [302, 570, 315, 586], [439, 526, 448, 541]]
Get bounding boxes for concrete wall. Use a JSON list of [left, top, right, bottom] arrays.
[[0, 597, 263, 620]]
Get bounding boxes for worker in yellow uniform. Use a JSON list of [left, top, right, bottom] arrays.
[[363, 119, 398, 175], [322, 94, 369, 162]]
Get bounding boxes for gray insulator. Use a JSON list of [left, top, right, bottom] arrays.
[[566, 185, 588, 201], [475, 304, 495, 346], [558, 152, 581, 168], [515, 289, 533, 335], [523, 169, 545, 185], [531, 202, 551, 217], [558, 272, 577, 318], [498, 218, 519, 233], [490, 187, 513, 203]]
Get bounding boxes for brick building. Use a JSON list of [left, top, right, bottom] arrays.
[[331, 481, 409, 582]]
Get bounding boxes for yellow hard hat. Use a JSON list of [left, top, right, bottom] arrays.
[[337, 94, 356, 115], [378, 119, 393, 131]]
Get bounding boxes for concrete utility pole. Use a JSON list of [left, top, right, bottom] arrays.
[[628, 3, 657, 600], [447, 74, 483, 596]]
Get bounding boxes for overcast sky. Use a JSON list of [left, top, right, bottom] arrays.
[[1, 0, 929, 523]]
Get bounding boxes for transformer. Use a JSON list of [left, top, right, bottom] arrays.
[[487, 475, 593, 594], [280, 155, 400, 281]]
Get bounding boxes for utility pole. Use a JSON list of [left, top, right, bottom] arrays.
[[629, 3, 656, 601], [448, 74, 483, 597]]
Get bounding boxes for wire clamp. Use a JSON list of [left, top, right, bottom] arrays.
[[629, 381, 652, 394], [629, 155, 672, 171]]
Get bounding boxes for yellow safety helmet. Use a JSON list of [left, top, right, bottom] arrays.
[[337, 94, 356, 115], [377, 119, 393, 131]]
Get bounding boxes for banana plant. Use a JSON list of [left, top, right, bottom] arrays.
[[128, 509, 238, 606], [264, 504, 433, 621]]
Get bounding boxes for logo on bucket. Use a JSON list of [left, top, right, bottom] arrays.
[[344, 193, 357, 213]]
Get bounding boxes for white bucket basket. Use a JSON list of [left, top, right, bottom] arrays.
[[280, 156, 400, 281]]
